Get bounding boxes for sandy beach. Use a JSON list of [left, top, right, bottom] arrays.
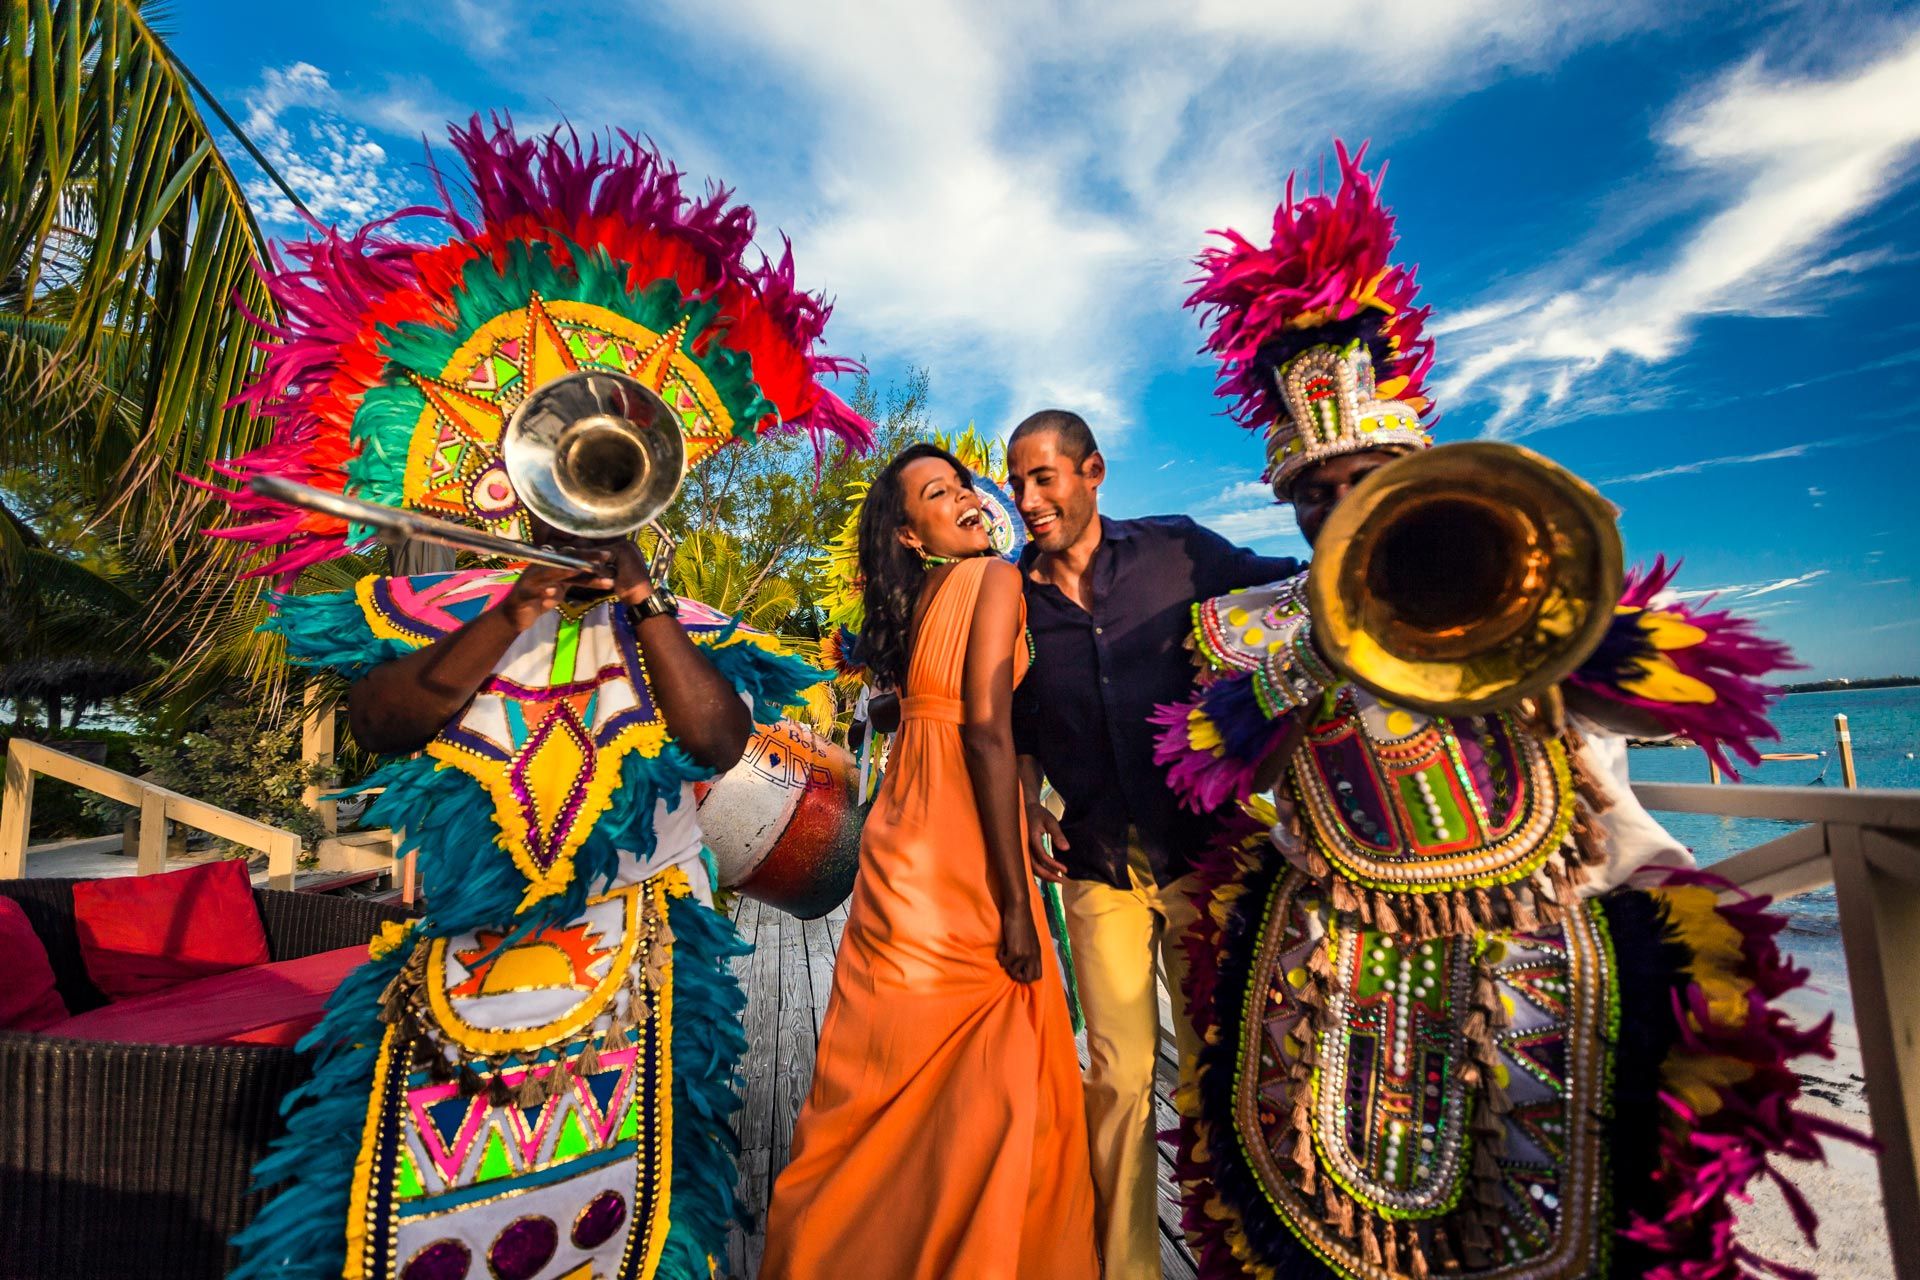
[[1735, 994, 1891, 1277]]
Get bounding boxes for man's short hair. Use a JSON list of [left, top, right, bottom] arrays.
[[1009, 409, 1099, 466]]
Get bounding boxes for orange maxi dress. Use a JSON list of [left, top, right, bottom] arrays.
[[760, 556, 1099, 1280]]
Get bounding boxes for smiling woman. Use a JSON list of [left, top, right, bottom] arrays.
[[847, 442, 986, 694], [761, 443, 1099, 1279]]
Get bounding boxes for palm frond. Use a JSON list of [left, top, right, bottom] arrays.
[[1, 0, 281, 540]]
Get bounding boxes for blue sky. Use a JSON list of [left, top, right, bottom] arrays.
[[170, 0, 1920, 678]]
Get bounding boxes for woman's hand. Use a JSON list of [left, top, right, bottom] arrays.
[[998, 912, 1043, 984]]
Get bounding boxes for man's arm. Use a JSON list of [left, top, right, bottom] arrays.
[[1183, 516, 1302, 596], [1012, 662, 1069, 884]]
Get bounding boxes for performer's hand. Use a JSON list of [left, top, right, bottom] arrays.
[[501, 563, 593, 632], [998, 913, 1043, 984], [585, 540, 655, 607], [1025, 804, 1071, 884]]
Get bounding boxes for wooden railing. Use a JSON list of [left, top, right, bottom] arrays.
[[1633, 781, 1920, 1277], [0, 740, 302, 889]]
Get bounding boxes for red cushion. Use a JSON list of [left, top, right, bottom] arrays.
[[72, 859, 271, 1000], [0, 897, 69, 1031], [45, 945, 365, 1048]]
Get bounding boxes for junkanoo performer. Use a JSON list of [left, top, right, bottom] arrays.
[[1152, 143, 1857, 1279], [210, 119, 869, 1280]]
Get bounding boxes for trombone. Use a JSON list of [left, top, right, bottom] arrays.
[[248, 369, 686, 578]]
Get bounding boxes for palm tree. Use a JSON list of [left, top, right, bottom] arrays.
[[1, 0, 316, 717], [1, 2, 306, 523]]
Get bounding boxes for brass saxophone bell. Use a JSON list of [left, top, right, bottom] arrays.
[[502, 369, 686, 538], [1306, 441, 1623, 717]]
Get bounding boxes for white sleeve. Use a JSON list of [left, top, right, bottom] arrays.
[[1569, 716, 1694, 895]]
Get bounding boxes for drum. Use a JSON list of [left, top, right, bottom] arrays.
[[695, 718, 863, 919]]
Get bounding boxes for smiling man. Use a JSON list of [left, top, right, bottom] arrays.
[[1007, 408, 1298, 1280]]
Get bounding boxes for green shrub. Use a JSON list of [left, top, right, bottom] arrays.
[[130, 699, 334, 853]]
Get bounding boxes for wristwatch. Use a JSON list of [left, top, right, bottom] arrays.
[[628, 590, 680, 623]]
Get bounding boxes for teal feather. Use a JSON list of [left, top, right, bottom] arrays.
[[658, 891, 753, 1277], [361, 744, 710, 944], [698, 628, 828, 723], [263, 588, 413, 680]]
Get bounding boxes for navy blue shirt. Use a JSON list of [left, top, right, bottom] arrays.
[[1013, 515, 1301, 888]]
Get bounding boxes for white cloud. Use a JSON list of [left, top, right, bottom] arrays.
[[1601, 422, 1918, 484], [1190, 479, 1304, 551], [1439, 27, 1920, 433], [1669, 569, 1831, 603], [1741, 569, 1829, 599], [241, 63, 411, 227], [500, 0, 1673, 440]]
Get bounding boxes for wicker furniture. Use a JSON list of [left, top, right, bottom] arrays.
[[0, 878, 407, 1280]]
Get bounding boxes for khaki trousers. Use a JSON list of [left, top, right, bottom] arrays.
[[1060, 836, 1202, 1280]]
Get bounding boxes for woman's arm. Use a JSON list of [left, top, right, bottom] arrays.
[[959, 559, 1042, 984]]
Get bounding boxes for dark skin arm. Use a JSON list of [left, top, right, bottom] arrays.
[[348, 542, 751, 772], [959, 559, 1044, 983], [1017, 754, 1071, 884]]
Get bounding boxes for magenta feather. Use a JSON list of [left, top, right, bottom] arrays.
[[1570, 557, 1799, 778], [1187, 140, 1433, 433]]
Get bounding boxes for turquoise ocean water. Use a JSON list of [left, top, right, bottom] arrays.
[[1627, 686, 1920, 1013]]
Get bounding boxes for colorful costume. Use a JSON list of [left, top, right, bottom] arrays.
[[1152, 144, 1855, 1280], [210, 119, 868, 1280]]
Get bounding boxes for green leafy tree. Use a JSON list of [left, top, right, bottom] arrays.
[[665, 368, 934, 632]]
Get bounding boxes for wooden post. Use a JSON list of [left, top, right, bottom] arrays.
[[302, 683, 338, 834], [0, 742, 34, 879], [1829, 822, 1920, 1276], [1836, 713, 1859, 789], [136, 791, 168, 876], [265, 830, 299, 891], [1707, 754, 1722, 785]]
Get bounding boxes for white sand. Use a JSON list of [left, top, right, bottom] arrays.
[[1735, 999, 1893, 1278]]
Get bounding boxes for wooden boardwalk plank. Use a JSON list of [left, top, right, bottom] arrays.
[[722, 897, 1197, 1277], [801, 914, 836, 1035], [771, 910, 818, 1182]]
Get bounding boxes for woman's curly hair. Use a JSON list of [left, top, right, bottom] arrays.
[[856, 442, 976, 691]]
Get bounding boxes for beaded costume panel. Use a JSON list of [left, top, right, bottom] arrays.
[[1192, 575, 1582, 920], [1232, 871, 1611, 1278], [354, 570, 742, 910]]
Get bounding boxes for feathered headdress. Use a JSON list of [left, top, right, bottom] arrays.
[[206, 116, 873, 579], [1188, 141, 1434, 496]]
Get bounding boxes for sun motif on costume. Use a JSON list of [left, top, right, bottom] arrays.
[[401, 294, 734, 544], [449, 919, 612, 998]]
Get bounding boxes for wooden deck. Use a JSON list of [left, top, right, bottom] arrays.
[[724, 895, 1199, 1279]]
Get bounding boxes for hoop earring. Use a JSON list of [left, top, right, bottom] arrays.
[[917, 548, 960, 567]]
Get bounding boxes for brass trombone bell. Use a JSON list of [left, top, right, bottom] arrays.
[[1306, 441, 1623, 717], [503, 369, 686, 538]]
